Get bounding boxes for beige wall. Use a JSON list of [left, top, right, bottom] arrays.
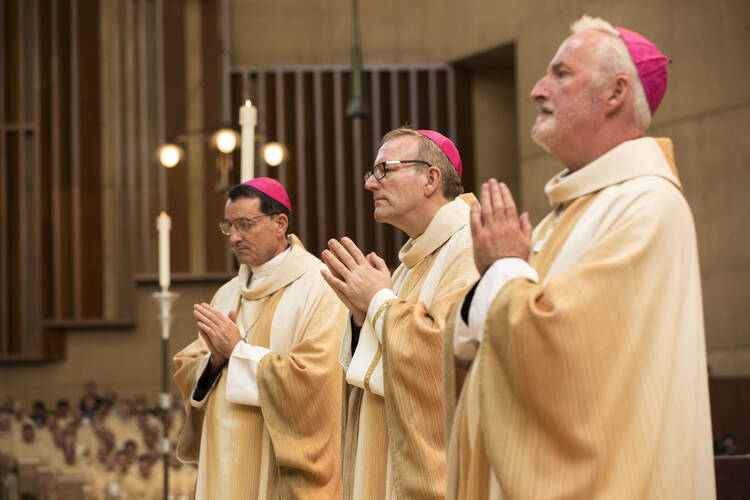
[[0, 282, 218, 409], [512, 0, 749, 376]]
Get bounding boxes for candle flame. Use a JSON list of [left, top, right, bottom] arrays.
[[244, 99, 252, 107], [160, 211, 167, 217]]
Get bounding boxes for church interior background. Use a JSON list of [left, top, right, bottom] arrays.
[[0, 0, 748, 496]]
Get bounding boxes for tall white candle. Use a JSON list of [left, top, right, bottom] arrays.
[[156, 212, 171, 291], [239, 99, 257, 182]]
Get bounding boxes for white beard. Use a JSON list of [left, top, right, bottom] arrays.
[[531, 113, 556, 153]]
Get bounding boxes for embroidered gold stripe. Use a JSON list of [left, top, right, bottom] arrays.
[[363, 344, 382, 392], [372, 299, 395, 326], [363, 298, 396, 392]]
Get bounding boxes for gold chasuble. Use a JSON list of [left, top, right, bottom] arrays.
[[174, 237, 348, 499], [445, 138, 715, 499], [341, 195, 479, 499]]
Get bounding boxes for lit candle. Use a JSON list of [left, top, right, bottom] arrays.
[[239, 99, 257, 182], [156, 212, 171, 291]]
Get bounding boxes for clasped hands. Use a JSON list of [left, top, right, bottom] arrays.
[[321, 237, 392, 326], [470, 179, 533, 274], [193, 303, 242, 370], [191, 179, 527, 358]]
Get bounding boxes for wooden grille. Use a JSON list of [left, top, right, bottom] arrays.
[[228, 64, 473, 266], [0, 0, 167, 360]]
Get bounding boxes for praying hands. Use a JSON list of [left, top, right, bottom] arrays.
[[320, 237, 392, 326], [193, 303, 242, 369], [470, 179, 533, 274]]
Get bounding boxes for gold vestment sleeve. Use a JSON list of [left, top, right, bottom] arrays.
[[257, 286, 347, 499], [382, 243, 477, 500], [172, 337, 209, 463]]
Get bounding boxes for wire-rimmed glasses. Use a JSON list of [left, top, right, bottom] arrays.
[[219, 214, 272, 236]]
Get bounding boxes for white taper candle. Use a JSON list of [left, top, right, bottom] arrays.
[[156, 212, 171, 291], [239, 99, 257, 182]]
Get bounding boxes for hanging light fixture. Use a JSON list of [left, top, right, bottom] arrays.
[[346, 0, 369, 119]]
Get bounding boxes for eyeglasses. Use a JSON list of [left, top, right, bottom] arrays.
[[219, 214, 273, 236], [363, 160, 430, 183]]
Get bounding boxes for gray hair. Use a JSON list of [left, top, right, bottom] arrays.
[[571, 15, 652, 130]]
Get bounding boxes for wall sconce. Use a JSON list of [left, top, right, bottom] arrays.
[[263, 142, 288, 167], [214, 129, 239, 154], [157, 143, 184, 168], [155, 126, 289, 191], [211, 128, 240, 192]]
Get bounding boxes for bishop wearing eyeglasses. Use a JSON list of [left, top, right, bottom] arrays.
[[321, 129, 480, 499], [173, 178, 348, 499]]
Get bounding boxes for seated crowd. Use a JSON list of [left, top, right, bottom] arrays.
[[0, 383, 195, 499]]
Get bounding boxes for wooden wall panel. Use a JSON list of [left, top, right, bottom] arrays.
[[201, 0, 226, 274], [0, 0, 170, 361], [69, 0, 82, 319], [118, 0, 136, 319], [0, 0, 7, 355], [56, 0, 74, 321], [162, 0, 188, 274], [253, 71, 268, 180], [6, 133, 20, 354], [77, 0, 103, 318], [0, 128, 6, 355], [38, 0, 52, 320]]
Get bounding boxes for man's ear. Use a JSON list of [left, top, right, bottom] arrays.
[[606, 74, 630, 113], [424, 166, 443, 197], [275, 213, 289, 235]]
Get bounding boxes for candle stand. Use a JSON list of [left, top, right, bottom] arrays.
[[151, 290, 179, 500]]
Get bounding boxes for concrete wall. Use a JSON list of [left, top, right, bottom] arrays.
[[0, 281, 218, 409], [469, 64, 520, 205]]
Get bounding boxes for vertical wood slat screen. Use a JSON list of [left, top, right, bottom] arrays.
[[228, 64, 471, 267], [0, 0, 236, 363], [0, 0, 168, 361], [1, 0, 73, 360]]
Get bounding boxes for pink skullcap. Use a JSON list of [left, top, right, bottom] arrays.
[[242, 177, 292, 212], [614, 27, 670, 115], [416, 130, 462, 178]]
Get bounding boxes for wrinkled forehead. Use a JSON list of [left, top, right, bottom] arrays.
[[375, 135, 420, 164]]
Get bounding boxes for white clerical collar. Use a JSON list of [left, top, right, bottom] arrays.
[[399, 196, 470, 268], [251, 246, 291, 281], [544, 137, 680, 205]]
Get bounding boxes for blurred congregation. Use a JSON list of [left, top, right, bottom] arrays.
[[0, 383, 195, 499]]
